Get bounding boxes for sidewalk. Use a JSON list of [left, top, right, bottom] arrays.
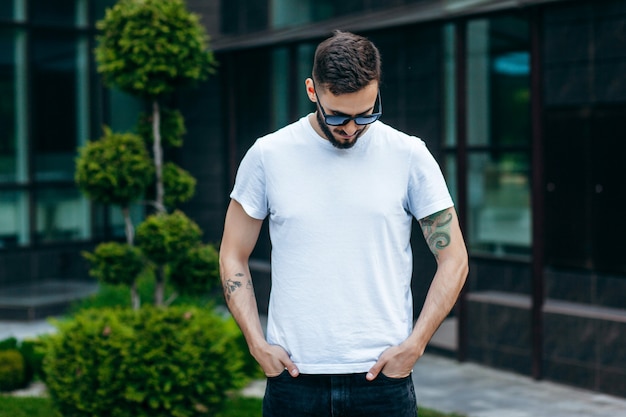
[[3, 319, 626, 416]]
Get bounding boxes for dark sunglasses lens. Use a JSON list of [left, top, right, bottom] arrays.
[[325, 116, 350, 126], [354, 114, 380, 125]]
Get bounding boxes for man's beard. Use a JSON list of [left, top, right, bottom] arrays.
[[316, 111, 364, 149]]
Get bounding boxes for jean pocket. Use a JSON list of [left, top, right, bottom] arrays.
[[378, 372, 412, 383], [266, 369, 290, 380]]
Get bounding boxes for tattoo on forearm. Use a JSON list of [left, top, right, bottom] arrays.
[[420, 209, 453, 259], [222, 273, 252, 301]]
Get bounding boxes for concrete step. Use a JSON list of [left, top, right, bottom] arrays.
[[0, 280, 98, 321]]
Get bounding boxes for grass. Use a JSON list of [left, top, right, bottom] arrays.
[[0, 395, 462, 417], [0, 395, 261, 417]]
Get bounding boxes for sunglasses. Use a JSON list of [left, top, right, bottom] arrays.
[[315, 89, 383, 126]]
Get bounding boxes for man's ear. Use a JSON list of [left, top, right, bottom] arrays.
[[305, 78, 316, 103]]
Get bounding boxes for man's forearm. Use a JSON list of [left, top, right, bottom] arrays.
[[408, 258, 467, 356], [220, 262, 266, 351]]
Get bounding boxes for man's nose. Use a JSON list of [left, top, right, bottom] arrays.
[[342, 120, 359, 135]]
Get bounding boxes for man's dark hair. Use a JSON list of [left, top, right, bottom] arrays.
[[312, 30, 381, 95]]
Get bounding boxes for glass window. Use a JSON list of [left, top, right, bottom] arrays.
[[0, 30, 16, 182], [0, 191, 29, 248], [467, 17, 530, 147], [0, 29, 27, 183], [468, 152, 531, 256], [0, 2, 13, 19], [272, 48, 289, 129], [271, 0, 313, 29], [31, 32, 79, 181], [297, 44, 315, 115], [35, 188, 90, 243], [443, 24, 456, 148], [30, 0, 76, 26], [463, 15, 531, 257]]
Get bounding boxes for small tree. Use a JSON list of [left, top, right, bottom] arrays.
[[95, 0, 215, 213], [94, 0, 215, 305], [76, 128, 154, 308]]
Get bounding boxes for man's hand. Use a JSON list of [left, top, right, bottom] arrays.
[[366, 341, 420, 381], [252, 342, 300, 378]]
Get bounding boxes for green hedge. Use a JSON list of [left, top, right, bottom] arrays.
[[0, 350, 24, 392], [44, 306, 249, 417], [0, 338, 45, 391]]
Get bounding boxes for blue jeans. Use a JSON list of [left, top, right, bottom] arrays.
[[262, 370, 418, 417]]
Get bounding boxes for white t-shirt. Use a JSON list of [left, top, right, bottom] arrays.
[[230, 115, 453, 374]]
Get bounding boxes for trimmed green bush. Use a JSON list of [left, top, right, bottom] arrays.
[[44, 306, 249, 417], [0, 337, 17, 351], [95, 0, 216, 98], [168, 244, 220, 295], [83, 242, 145, 286], [0, 349, 25, 392], [75, 127, 154, 207], [18, 339, 45, 384], [0, 338, 44, 388], [136, 210, 202, 266]]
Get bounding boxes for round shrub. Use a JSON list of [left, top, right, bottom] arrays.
[[136, 210, 202, 266], [83, 242, 145, 286], [0, 349, 25, 392], [75, 127, 154, 207], [44, 306, 249, 417], [168, 244, 219, 296]]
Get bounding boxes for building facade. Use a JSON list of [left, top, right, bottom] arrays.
[[1, 0, 625, 397]]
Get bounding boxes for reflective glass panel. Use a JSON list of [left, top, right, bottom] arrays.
[[0, 30, 16, 182], [35, 188, 90, 243], [467, 17, 530, 147], [32, 33, 78, 181], [468, 152, 531, 256], [0, 190, 29, 247], [31, 0, 76, 25]]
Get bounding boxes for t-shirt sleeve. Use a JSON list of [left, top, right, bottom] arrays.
[[229, 142, 269, 220], [407, 140, 454, 220]]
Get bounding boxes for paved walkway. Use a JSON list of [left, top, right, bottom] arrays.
[[3, 320, 626, 416]]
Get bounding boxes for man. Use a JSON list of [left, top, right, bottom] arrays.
[[219, 30, 468, 417]]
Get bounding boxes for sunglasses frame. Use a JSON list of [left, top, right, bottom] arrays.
[[314, 88, 383, 126]]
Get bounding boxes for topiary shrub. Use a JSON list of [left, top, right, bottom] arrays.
[[19, 339, 45, 385], [75, 127, 154, 207], [136, 210, 202, 266], [83, 242, 145, 286], [0, 349, 25, 392], [0, 337, 17, 351], [44, 306, 249, 417], [168, 244, 220, 296]]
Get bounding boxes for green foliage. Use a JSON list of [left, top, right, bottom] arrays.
[[0, 350, 25, 392], [71, 270, 157, 311], [138, 108, 186, 147], [0, 338, 45, 388], [169, 244, 219, 295], [75, 127, 154, 207], [0, 337, 17, 351], [162, 162, 197, 208], [0, 397, 61, 417], [0, 396, 264, 417], [43, 306, 249, 417], [83, 242, 145, 286], [136, 210, 202, 266], [95, 0, 216, 98], [18, 340, 45, 384]]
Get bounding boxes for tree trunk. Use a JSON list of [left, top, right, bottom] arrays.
[[152, 99, 166, 306], [122, 206, 140, 310], [152, 100, 165, 214], [155, 266, 165, 307]]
